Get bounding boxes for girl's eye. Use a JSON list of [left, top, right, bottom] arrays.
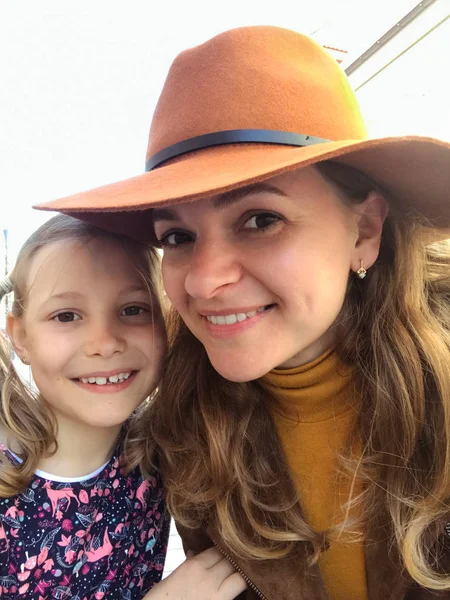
[[158, 231, 193, 248], [243, 212, 282, 230], [53, 312, 80, 323], [122, 305, 146, 317]]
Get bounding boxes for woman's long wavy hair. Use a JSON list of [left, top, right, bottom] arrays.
[[141, 160, 450, 590], [0, 214, 164, 497]]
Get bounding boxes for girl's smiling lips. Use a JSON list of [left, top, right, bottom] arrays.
[[73, 370, 138, 394], [73, 367, 137, 379]]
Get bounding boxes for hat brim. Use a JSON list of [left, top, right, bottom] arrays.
[[34, 136, 450, 244]]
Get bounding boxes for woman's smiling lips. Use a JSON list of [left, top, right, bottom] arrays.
[[200, 305, 275, 337]]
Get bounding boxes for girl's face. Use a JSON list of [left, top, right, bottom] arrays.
[[8, 238, 166, 432], [154, 166, 385, 382]]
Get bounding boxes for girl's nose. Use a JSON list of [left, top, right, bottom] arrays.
[[84, 320, 126, 359]]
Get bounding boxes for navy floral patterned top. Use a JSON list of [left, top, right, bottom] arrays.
[[0, 442, 169, 599]]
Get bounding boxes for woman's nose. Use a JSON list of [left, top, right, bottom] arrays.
[[184, 240, 242, 299]]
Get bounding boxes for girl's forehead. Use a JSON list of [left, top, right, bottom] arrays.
[[25, 238, 141, 297]]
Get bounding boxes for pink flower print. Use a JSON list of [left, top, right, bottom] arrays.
[[34, 579, 51, 595], [19, 583, 29, 594], [56, 509, 63, 521], [57, 534, 72, 547], [38, 546, 48, 565], [42, 558, 54, 573], [79, 489, 89, 504], [33, 568, 42, 579], [114, 523, 124, 534], [109, 468, 116, 478], [112, 479, 119, 489], [135, 480, 150, 510], [62, 519, 73, 532], [81, 563, 90, 575]]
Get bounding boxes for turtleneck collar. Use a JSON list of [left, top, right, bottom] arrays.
[[262, 347, 357, 423]]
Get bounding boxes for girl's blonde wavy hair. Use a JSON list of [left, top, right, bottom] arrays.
[[139, 161, 450, 590], [0, 214, 164, 497]]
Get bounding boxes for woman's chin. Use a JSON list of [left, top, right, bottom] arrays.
[[208, 354, 275, 383]]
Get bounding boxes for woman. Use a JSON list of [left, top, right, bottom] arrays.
[[37, 26, 450, 599]]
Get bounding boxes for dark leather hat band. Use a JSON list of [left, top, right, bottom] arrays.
[[145, 129, 330, 171]]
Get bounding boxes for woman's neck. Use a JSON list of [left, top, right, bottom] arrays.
[[38, 415, 122, 478]]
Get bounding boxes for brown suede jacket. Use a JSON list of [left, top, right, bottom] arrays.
[[177, 518, 450, 599]]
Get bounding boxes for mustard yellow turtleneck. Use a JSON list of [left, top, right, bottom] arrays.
[[263, 348, 368, 600]]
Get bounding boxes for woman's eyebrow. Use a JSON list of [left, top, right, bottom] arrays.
[[213, 182, 288, 208], [152, 182, 288, 222]]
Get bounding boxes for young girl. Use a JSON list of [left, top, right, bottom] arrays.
[[36, 26, 450, 599], [0, 215, 246, 600]]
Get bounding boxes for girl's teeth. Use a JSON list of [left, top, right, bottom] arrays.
[[80, 372, 132, 385], [206, 308, 269, 325]]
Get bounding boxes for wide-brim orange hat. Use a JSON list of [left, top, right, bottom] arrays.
[[35, 25, 450, 244]]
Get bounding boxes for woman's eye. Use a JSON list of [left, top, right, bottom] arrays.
[[158, 231, 193, 248], [122, 305, 146, 317], [53, 312, 80, 323], [243, 213, 281, 230]]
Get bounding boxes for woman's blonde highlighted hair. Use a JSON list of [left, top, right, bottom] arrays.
[[143, 161, 450, 590], [0, 214, 164, 497]]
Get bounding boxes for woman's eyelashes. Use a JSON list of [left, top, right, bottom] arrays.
[[241, 211, 283, 230], [158, 230, 194, 248], [157, 211, 284, 248]]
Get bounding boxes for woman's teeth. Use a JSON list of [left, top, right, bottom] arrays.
[[79, 372, 132, 385], [206, 306, 267, 325]]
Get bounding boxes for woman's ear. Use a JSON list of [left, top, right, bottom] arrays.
[[351, 191, 389, 273], [6, 313, 29, 364]]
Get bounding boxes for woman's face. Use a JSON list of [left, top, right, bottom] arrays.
[[154, 166, 384, 382]]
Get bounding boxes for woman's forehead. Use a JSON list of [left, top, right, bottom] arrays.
[[152, 167, 326, 222]]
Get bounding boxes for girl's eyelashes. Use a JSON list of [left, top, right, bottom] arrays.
[[50, 305, 149, 322], [121, 305, 148, 317], [52, 311, 81, 323]]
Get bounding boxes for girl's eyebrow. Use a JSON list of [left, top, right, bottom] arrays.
[[152, 182, 288, 222], [41, 285, 148, 306]]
